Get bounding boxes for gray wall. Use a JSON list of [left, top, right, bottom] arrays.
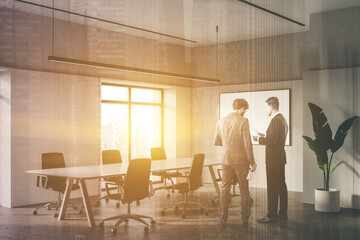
[[192, 80, 303, 192], [303, 67, 360, 209], [0, 70, 11, 207], [301, 6, 360, 209], [355, 68, 360, 208], [304, 7, 360, 71], [163, 87, 192, 160], [192, 32, 304, 86]]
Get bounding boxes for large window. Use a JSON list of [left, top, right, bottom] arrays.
[[101, 83, 163, 161]]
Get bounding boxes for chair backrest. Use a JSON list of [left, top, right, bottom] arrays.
[[188, 154, 205, 191], [102, 150, 122, 164], [123, 158, 151, 202], [41, 153, 67, 192], [150, 148, 166, 161], [42, 152, 66, 169]]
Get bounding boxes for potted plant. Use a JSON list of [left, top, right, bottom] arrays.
[[303, 103, 358, 212]]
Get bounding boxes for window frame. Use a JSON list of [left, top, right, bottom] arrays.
[[101, 82, 164, 161]]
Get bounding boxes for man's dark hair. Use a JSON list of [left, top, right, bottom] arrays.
[[233, 98, 249, 110], [266, 97, 279, 110]]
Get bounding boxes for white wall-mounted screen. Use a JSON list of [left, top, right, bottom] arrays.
[[220, 89, 290, 145]]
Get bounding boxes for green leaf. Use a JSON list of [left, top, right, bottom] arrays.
[[303, 135, 328, 170], [308, 103, 333, 150], [331, 116, 358, 153], [331, 161, 344, 174], [303, 136, 317, 152], [323, 163, 328, 171]]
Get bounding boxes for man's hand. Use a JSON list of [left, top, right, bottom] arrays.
[[250, 163, 257, 172], [258, 133, 265, 137], [253, 136, 258, 141]]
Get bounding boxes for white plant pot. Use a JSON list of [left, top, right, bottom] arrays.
[[315, 188, 340, 212]]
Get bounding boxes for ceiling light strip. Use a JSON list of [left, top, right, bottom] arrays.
[[15, 0, 197, 43], [238, 0, 305, 27], [48, 56, 220, 84]]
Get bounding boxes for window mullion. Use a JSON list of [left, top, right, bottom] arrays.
[[128, 87, 131, 162]]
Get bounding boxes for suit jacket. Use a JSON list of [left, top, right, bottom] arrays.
[[213, 112, 255, 166], [259, 113, 288, 165]]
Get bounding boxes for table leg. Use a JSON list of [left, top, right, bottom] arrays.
[[79, 179, 96, 228], [59, 178, 73, 220], [208, 165, 220, 196]]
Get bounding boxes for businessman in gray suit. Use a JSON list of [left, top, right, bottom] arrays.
[[214, 98, 257, 228]]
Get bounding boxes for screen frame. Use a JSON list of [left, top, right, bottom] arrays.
[[219, 88, 291, 146]]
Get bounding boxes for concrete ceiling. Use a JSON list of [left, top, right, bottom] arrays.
[[3, 0, 360, 46]]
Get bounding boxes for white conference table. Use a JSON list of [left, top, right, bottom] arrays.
[[26, 157, 221, 227]]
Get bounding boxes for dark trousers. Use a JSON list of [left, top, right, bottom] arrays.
[[220, 164, 251, 223], [266, 164, 288, 218]]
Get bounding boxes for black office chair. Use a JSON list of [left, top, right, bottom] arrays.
[[97, 150, 125, 208], [33, 153, 82, 217], [211, 169, 254, 206], [150, 147, 182, 198], [99, 158, 155, 233], [161, 154, 208, 218]]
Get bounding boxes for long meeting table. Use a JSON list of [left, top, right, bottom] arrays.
[[26, 157, 221, 227]]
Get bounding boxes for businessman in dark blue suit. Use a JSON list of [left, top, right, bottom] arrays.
[[253, 97, 288, 223]]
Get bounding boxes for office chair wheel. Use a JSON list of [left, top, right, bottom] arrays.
[[99, 222, 104, 229], [33, 210, 38, 215], [151, 220, 156, 226], [136, 200, 140, 206], [116, 202, 120, 208], [167, 194, 170, 199], [124, 218, 129, 223], [47, 206, 51, 210], [204, 211, 209, 216], [144, 226, 149, 233], [53, 213, 58, 217], [181, 213, 186, 219], [111, 228, 117, 234], [171, 189, 175, 193], [161, 210, 165, 216]]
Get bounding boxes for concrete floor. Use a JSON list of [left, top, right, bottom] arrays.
[[0, 185, 359, 240]]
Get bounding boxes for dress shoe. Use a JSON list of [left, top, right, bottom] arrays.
[[277, 214, 288, 220], [217, 221, 226, 229], [256, 215, 276, 223]]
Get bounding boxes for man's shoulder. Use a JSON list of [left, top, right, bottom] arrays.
[[274, 113, 286, 122], [220, 112, 235, 121], [222, 113, 247, 122], [272, 114, 287, 127]]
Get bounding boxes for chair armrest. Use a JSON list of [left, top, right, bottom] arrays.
[[176, 175, 190, 179], [217, 169, 222, 181], [36, 175, 49, 188], [177, 175, 191, 189], [105, 181, 124, 187]]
